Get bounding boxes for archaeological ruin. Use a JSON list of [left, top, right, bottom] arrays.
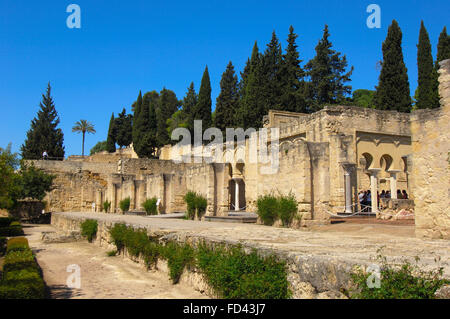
[[32, 59, 450, 240]]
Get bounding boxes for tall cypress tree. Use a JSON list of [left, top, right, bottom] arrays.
[[280, 25, 307, 113], [416, 21, 440, 109], [21, 83, 65, 160], [436, 26, 450, 68], [182, 82, 198, 136], [261, 31, 284, 112], [106, 113, 116, 153], [156, 88, 180, 147], [132, 91, 143, 150], [193, 66, 212, 131], [215, 61, 240, 132], [305, 25, 353, 112], [134, 91, 158, 158], [115, 108, 133, 148], [374, 20, 411, 112]]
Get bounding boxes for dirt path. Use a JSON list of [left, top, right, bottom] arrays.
[[24, 224, 207, 299]]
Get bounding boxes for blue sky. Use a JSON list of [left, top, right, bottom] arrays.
[[1, 0, 448, 157]]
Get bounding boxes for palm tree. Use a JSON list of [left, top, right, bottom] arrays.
[[72, 120, 96, 157]]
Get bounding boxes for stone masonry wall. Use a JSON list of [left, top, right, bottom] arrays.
[[410, 59, 450, 239]]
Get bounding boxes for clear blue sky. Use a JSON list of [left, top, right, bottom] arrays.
[[1, 0, 448, 157]]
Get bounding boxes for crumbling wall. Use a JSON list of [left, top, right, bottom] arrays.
[[410, 59, 450, 239]]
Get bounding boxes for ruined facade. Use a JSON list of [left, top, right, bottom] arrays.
[[33, 60, 450, 238]]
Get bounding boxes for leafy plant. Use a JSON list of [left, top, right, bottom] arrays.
[[256, 194, 279, 226], [80, 219, 98, 243], [119, 197, 131, 212], [278, 193, 297, 226], [350, 250, 450, 299], [6, 237, 29, 253], [183, 191, 207, 220], [103, 200, 111, 213], [107, 250, 117, 257], [142, 197, 158, 215], [160, 242, 195, 284]]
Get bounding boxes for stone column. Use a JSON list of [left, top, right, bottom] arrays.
[[389, 170, 400, 199], [234, 179, 240, 211], [342, 163, 355, 214], [369, 169, 381, 213]]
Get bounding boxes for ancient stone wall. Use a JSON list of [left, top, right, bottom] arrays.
[[410, 59, 450, 239]]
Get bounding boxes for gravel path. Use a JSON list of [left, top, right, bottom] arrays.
[[24, 224, 207, 299]]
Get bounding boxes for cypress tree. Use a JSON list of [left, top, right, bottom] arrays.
[[193, 66, 212, 130], [280, 26, 307, 113], [416, 21, 440, 109], [132, 91, 143, 149], [305, 25, 353, 112], [134, 91, 158, 158], [374, 20, 411, 112], [106, 113, 116, 153], [215, 61, 240, 132], [156, 88, 180, 147], [436, 26, 450, 67], [21, 83, 65, 160], [115, 108, 133, 148], [182, 82, 198, 136], [261, 31, 284, 112]]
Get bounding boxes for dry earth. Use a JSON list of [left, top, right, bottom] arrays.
[[24, 224, 207, 299]]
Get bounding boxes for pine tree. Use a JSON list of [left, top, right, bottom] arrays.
[[305, 25, 353, 112], [193, 66, 212, 131], [156, 88, 180, 147], [280, 26, 307, 113], [260, 31, 284, 112], [374, 20, 411, 112], [132, 91, 143, 149], [436, 26, 450, 68], [215, 61, 240, 132], [182, 82, 198, 142], [115, 108, 133, 148], [21, 83, 65, 160], [416, 21, 440, 109], [106, 113, 116, 153]]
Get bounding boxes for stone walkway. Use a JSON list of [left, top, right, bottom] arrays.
[[56, 212, 450, 278], [24, 224, 207, 299]]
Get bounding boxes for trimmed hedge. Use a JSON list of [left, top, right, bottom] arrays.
[[0, 217, 16, 228], [0, 237, 46, 299]]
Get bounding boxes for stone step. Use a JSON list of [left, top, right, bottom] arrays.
[[204, 214, 257, 224]]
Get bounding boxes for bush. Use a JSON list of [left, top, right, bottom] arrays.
[[6, 237, 29, 253], [109, 223, 129, 252], [196, 243, 291, 299], [107, 250, 117, 257], [256, 194, 279, 226], [103, 200, 111, 213], [142, 197, 158, 215], [119, 197, 131, 212], [160, 242, 195, 284], [184, 191, 207, 220], [350, 252, 450, 299], [0, 225, 24, 237], [80, 219, 98, 243], [278, 193, 298, 226]]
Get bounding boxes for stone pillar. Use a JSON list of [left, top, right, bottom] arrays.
[[390, 171, 398, 199], [369, 169, 380, 213], [342, 163, 355, 214], [234, 179, 240, 211]]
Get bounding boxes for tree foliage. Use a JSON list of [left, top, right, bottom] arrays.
[[90, 141, 108, 155], [106, 113, 116, 153], [114, 108, 132, 148], [215, 61, 240, 132]]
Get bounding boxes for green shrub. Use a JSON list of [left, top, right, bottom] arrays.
[[142, 197, 158, 215], [0, 225, 24, 237], [0, 237, 7, 255], [278, 193, 298, 226], [184, 191, 207, 220], [9, 221, 21, 227], [256, 194, 279, 226], [109, 223, 129, 252], [160, 242, 195, 284], [0, 277, 46, 299], [350, 252, 450, 299], [103, 200, 111, 213], [119, 197, 131, 212], [107, 250, 117, 257], [3, 249, 37, 273], [124, 228, 150, 257], [196, 243, 291, 299], [142, 242, 160, 270], [6, 237, 29, 253], [80, 219, 98, 243], [0, 217, 15, 227]]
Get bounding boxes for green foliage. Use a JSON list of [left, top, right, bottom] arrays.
[[416, 21, 440, 109], [278, 193, 298, 226], [106, 250, 117, 257], [17, 161, 55, 201], [256, 194, 279, 226], [133, 91, 158, 158], [102, 200, 111, 213], [106, 113, 117, 153], [156, 88, 181, 147], [183, 191, 207, 220], [436, 26, 450, 67], [109, 223, 129, 252], [180, 82, 198, 140], [90, 141, 108, 155], [374, 20, 412, 112], [0, 238, 45, 299], [142, 197, 158, 215], [196, 243, 291, 299], [304, 25, 353, 111], [114, 108, 133, 148], [215, 61, 240, 132], [351, 252, 449, 299], [0, 217, 16, 227], [0, 237, 6, 255], [0, 145, 21, 209], [193, 66, 212, 131], [119, 197, 131, 212], [6, 237, 29, 253], [160, 242, 195, 284], [352, 89, 376, 108], [21, 83, 65, 160], [80, 219, 98, 243], [0, 222, 24, 237], [72, 119, 96, 157]]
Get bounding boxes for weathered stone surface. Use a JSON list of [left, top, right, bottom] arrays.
[[434, 285, 450, 299]]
